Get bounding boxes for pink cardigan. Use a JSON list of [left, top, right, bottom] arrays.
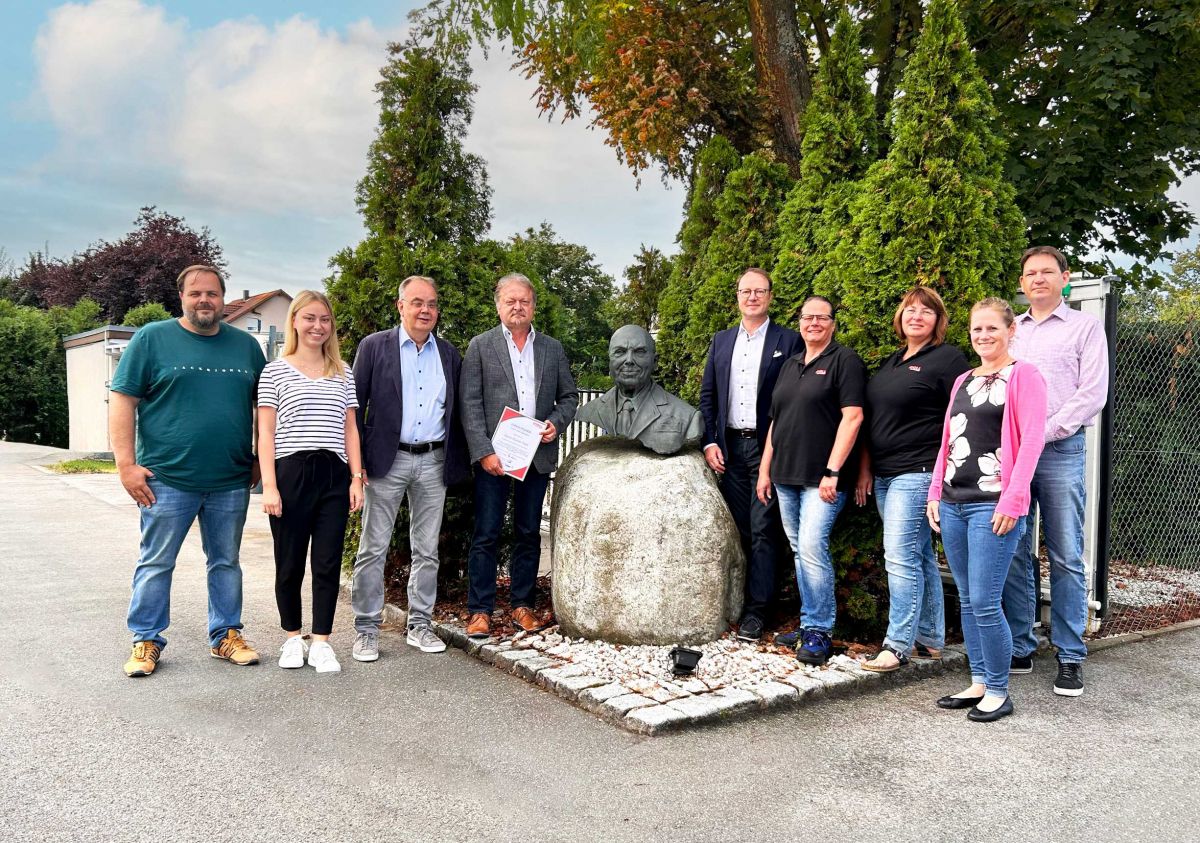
[[927, 360, 1047, 519]]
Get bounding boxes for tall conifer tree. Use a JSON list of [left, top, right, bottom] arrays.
[[773, 13, 877, 320], [825, 0, 1025, 365]]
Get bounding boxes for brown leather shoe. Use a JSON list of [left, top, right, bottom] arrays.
[[466, 612, 492, 640], [511, 606, 550, 634], [124, 641, 161, 677], [209, 630, 260, 665]]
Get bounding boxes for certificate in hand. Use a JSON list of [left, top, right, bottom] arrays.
[[491, 406, 545, 480]]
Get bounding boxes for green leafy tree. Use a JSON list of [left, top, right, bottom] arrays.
[[0, 298, 102, 446], [603, 245, 674, 331], [825, 0, 1025, 367], [121, 302, 173, 327], [505, 223, 615, 386], [446, 0, 1200, 276], [773, 12, 877, 318]]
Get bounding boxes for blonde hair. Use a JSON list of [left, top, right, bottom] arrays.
[[971, 296, 1016, 327], [282, 290, 346, 377]]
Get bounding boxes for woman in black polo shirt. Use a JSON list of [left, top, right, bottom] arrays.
[[856, 288, 969, 672], [756, 296, 867, 666]]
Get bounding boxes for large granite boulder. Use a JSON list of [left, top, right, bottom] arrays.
[[550, 437, 745, 645]]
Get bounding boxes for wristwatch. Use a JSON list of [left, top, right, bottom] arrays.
[[823, 468, 840, 478]]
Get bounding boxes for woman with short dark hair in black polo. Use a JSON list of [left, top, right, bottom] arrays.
[[856, 287, 970, 672], [756, 296, 867, 666]]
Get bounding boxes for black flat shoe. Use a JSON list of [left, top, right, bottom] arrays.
[[967, 696, 1014, 722], [936, 693, 984, 710]]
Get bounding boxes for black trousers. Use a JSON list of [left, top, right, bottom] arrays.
[[720, 434, 785, 620], [270, 450, 350, 635]]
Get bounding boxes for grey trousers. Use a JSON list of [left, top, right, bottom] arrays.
[[352, 449, 447, 632]]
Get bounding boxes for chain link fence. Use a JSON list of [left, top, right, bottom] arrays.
[[1101, 319, 1200, 636]]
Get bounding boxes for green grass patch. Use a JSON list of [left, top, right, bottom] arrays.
[[49, 458, 117, 474]]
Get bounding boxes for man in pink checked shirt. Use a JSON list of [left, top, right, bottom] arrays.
[[1004, 245, 1109, 698]]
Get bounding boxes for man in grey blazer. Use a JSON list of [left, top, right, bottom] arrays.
[[460, 273, 579, 639], [350, 275, 469, 662]]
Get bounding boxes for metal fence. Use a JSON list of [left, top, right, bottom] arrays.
[[543, 389, 605, 521], [1101, 319, 1200, 635]]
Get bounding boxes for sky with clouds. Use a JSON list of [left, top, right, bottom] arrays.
[[1, 1, 1197, 300], [0, 0, 684, 297]]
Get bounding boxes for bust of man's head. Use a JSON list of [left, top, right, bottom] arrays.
[[609, 325, 656, 396]]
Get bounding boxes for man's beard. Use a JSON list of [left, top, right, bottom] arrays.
[[185, 306, 219, 330]]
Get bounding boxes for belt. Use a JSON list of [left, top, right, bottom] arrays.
[[397, 440, 444, 454], [726, 427, 757, 439]]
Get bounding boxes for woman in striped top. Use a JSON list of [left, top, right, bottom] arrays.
[[257, 290, 364, 673]]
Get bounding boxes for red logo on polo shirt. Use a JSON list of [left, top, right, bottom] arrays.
[[909, 365, 922, 372]]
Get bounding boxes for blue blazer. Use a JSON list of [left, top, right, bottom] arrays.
[[699, 320, 802, 454], [352, 327, 470, 486]]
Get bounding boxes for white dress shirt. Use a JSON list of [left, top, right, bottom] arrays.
[[503, 324, 538, 417], [727, 318, 769, 430]]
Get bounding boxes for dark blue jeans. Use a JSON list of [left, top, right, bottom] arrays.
[[718, 435, 783, 621], [467, 466, 550, 614]]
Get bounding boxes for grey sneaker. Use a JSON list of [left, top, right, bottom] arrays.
[[352, 631, 379, 662], [406, 625, 447, 653]]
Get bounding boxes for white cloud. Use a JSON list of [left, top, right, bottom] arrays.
[[33, 0, 390, 212], [25, 2, 683, 291]]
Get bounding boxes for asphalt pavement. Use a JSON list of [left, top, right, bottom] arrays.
[[1, 440, 1197, 843]]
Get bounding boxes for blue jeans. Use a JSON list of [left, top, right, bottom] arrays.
[[467, 467, 550, 614], [941, 500, 1025, 695], [127, 478, 250, 649], [1003, 431, 1088, 663], [775, 484, 846, 633], [875, 472, 945, 657]]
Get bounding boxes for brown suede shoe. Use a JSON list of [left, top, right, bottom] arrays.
[[124, 641, 161, 677], [466, 612, 492, 640], [209, 630, 260, 665], [511, 606, 550, 634]]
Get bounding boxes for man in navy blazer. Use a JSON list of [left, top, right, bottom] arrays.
[[699, 268, 801, 641], [349, 275, 469, 662]]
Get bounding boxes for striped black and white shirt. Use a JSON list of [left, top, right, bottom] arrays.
[[257, 359, 359, 462]]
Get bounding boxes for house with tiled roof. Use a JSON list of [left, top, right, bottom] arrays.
[[223, 289, 292, 353]]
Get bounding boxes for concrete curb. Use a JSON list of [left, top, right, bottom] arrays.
[[339, 585, 1198, 735]]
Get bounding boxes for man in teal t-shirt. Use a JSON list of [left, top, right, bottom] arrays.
[[111, 264, 266, 677]]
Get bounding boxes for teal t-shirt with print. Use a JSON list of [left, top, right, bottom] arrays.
[[111, 319, 266, 492]]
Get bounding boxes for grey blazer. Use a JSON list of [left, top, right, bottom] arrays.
[[459, 325, 580, 476]]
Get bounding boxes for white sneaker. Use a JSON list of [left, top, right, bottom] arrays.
[[278, 635, 308, 669], [307, 641, 341, 673], [406, 625, 447, 653]]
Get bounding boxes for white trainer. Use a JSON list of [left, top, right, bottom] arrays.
[[307, 641, 341, 673], [278, 635, 308, 669], [406, 625, 447, 653]]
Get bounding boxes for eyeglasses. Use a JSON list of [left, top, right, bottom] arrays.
[[404, 299, 439, 311], [799, 314, 834, 324], [737, 288, 770, 299], [902, 307, 937, 318]]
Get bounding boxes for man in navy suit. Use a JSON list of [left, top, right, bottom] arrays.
[[699, 268, 801, 640], [349, 275, 469, 661]]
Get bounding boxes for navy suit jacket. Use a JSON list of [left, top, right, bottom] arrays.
[[352, 327, 469, 486], [699, 320, 802, 455]]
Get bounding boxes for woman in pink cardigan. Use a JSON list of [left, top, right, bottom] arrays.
[[926, 298, 1046, 722]]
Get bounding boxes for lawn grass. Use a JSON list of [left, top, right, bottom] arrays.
[[48, 458, 117, 474]]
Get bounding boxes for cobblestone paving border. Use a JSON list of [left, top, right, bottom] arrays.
[[428, 619, 969, 735]]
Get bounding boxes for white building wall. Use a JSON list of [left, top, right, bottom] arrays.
[[66, 340, 116, 452]]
